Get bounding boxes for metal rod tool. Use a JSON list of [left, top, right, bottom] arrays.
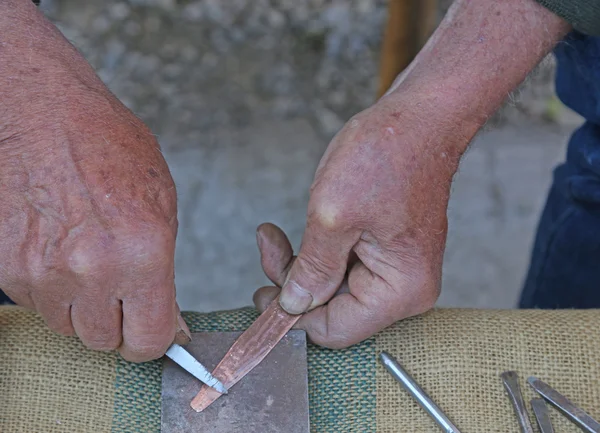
[[531, 398, 554, 433], [501, 371, 534, 433], [379, 352, 462, 433], [528, 376, 600, 433]]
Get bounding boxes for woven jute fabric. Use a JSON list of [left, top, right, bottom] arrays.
[[376, 308, 600, 432], [0, 306, 117, 433], [2, 306, 599, 432], [0, 306, 375, 433]]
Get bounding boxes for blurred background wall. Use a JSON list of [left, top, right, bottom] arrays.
[[39, 0, 583, 312]]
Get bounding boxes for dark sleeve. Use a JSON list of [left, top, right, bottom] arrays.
[[536, 0, 600, 36]]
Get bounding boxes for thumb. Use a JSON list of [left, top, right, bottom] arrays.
[[279, 212, 358, 315]]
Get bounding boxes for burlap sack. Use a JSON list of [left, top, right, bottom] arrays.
[[1, 306, 599, 432]]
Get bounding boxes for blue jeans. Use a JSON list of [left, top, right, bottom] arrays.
[[0, 291, 12, 305], [520, 32, 600, 309]]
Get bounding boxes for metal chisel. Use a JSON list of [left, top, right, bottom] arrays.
[[531, 398, 554, 433], [164, 314, 228, 395], [528, 376, 600, 433], [165, 344, 228, 394], [501, 371, 534, 433]]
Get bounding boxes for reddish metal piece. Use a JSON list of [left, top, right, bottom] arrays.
[[190, 298, 301, 412]]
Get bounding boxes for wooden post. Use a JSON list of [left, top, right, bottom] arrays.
[[416, 0, 438, 48], [377, 0, 438, 99]]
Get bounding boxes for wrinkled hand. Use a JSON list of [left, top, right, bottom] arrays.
[[254, 93, 464, 348], [0, 7, 188, 361], [252, 0, 571, 348]]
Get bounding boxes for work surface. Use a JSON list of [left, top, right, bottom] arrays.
[[2, 306, 600, 432]]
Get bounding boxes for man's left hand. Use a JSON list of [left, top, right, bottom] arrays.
[[253, 91, 462, 348]]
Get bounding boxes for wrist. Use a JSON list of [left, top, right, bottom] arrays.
[[383, 79, 479, 165], [0, 1, 110, 129], [382, 0, 570, 156], [0, 0, 101, 83]]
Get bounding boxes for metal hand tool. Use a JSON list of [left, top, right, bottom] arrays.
[[501, 371, 534, 433], [528, 376, 600, 433], [531, 398, 554, 433], [164, 317, 227, 394], [165, 344, 228, 394], [379, 352, 462, 433]]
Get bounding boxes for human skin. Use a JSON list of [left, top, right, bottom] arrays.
[[0, 0, 189, 362], [253, 0, 571, 348], [0, 0, 570, 359]]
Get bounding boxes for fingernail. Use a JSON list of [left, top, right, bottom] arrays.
[[178, 314, 191, 337], [280, 281, 313, 314], [174, 314, 192, 345]]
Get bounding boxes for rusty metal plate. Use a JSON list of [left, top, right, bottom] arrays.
[[161, 330, 309, 433]]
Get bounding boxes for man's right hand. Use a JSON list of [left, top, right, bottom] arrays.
[[0, 0, 188, 362]]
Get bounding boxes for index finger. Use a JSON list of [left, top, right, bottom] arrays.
[[119, 282, 177, 362]]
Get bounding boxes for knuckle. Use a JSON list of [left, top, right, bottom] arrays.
[[66, 243, 100, 277], [122, 224, 175, 270], [309, 197, 344, 230], [66, 222, 174, 278]]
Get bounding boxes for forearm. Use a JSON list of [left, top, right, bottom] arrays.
[[0, 0, 109, 137], [0, 1, 102, 89], [385, 0, 571, 153], [0, 0, 68, 71]]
